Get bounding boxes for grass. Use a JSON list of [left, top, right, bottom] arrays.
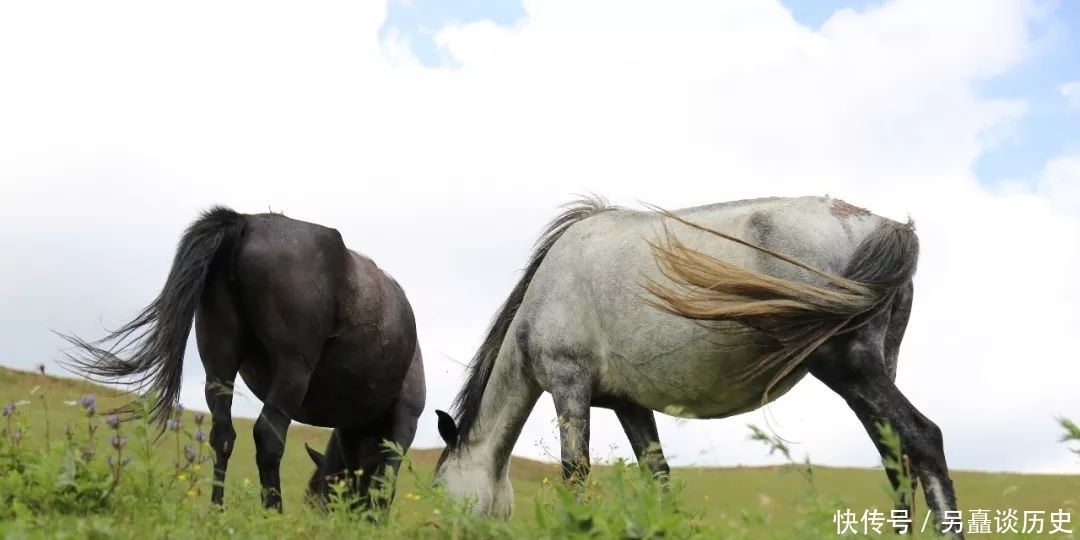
[[0, 364, 1076, 539]]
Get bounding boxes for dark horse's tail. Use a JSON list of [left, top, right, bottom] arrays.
[[57, 206, 246, 429]]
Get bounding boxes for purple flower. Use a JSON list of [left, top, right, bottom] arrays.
[[2, 403, 12, 417], [184, 443, 197, 463], [193, 412, 205, 425], [79, 394, 96, 410], [106, 415, 120, 429], [167, 419, 181, 432], [194, 429, 205, 443], [172, 403, 184, 418], [110, 435, 127, 450]]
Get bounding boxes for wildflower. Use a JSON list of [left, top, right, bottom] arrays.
[[177, 473, 188, 482], [106, 414, 121, 430], [194, 429, 205, 443], [79, 394, 96, 412], [193, 412, 205, 425], [10, 428, 22, 443], [172, 403, 184, 418], [2, 403, 12, 417], [353, 468, 364, 477], [243, 478, 251, 487], [405, 492, 422, 502], [110, 435, 127, 450], [81, 445, 95, 461], [186, 489, 197, 498], [184, 443, 197, 463], [167, 419, 181, 432]]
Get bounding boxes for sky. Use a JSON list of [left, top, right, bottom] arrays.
[[1, 0, 1078, 477]]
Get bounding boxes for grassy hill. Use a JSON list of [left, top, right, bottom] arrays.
[[1, 365, 1077, 538]]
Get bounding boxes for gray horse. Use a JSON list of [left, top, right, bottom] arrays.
[[433, 194, 963, 539]]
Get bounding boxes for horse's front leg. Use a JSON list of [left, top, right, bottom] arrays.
[[548, 359, 593, 488]]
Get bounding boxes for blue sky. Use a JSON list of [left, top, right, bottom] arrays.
[[380, 0, 1079, 188]]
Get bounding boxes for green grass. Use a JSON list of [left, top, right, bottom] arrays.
[[1, 365, 1076, 539]]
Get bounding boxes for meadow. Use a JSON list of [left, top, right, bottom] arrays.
[[1, 365, 1076, 539]]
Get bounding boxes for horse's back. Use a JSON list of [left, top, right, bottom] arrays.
[[562, 195, 889, 287]]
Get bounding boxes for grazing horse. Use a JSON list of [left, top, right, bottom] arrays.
[[58, 206, 426, 514], [433, 195, 964, 539]]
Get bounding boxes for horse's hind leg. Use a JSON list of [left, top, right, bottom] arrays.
[[251, 351, 320, 512], [195, 273, 246, 508], [881, 282, 919, 529], [246, 311, 326, 512], [808, 304, 964, 540], [611, 401, 670, 483]]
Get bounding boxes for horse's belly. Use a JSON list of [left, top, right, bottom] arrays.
[[236, 335, 412, 428], [302, 345, 409, 425], [603, 343, 808, 420]]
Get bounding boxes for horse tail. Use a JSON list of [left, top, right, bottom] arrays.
[[642, 203, 918, 404], [448, 194, 616, 444], [57, 206, 247, 428]]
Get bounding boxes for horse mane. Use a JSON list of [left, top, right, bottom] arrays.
[[448, 194, 617, 448]]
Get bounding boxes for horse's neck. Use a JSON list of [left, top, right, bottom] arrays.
[[460, 342, 541, 479]]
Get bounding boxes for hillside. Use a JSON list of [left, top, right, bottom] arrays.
[[2, 364, 1077, 531]]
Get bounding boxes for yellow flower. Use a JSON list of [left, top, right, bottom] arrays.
[[193, 464, 202, 472], [243, 478, 251, 487], [541, 477, 550, 485], [404, 492, 421, 502], [353, 468, 364, 477], [177, 474, 188, 482], [186, 489, 197, 498]]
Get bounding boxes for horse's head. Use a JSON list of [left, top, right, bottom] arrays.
[[432, 409, 514, 519], [303, 441, 336, 509], [304, 435, 371, 512]]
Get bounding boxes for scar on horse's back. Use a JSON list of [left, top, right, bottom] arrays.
[[828, 198, 872, 218]]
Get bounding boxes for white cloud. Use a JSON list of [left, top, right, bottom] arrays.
[[1062, 80, 1080, 111], [1, 0, 1077, 477]]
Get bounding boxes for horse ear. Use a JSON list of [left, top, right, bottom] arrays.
[[435, 409, 458, 445], [305, 443, 325, 468]]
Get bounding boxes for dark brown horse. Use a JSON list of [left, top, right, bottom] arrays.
[[58, 206, 426, 514]]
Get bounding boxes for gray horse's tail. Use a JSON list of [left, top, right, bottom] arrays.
[[56, 206, 247, 429], [642, 205, 918, 404], [447, 195, 616, 446]]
